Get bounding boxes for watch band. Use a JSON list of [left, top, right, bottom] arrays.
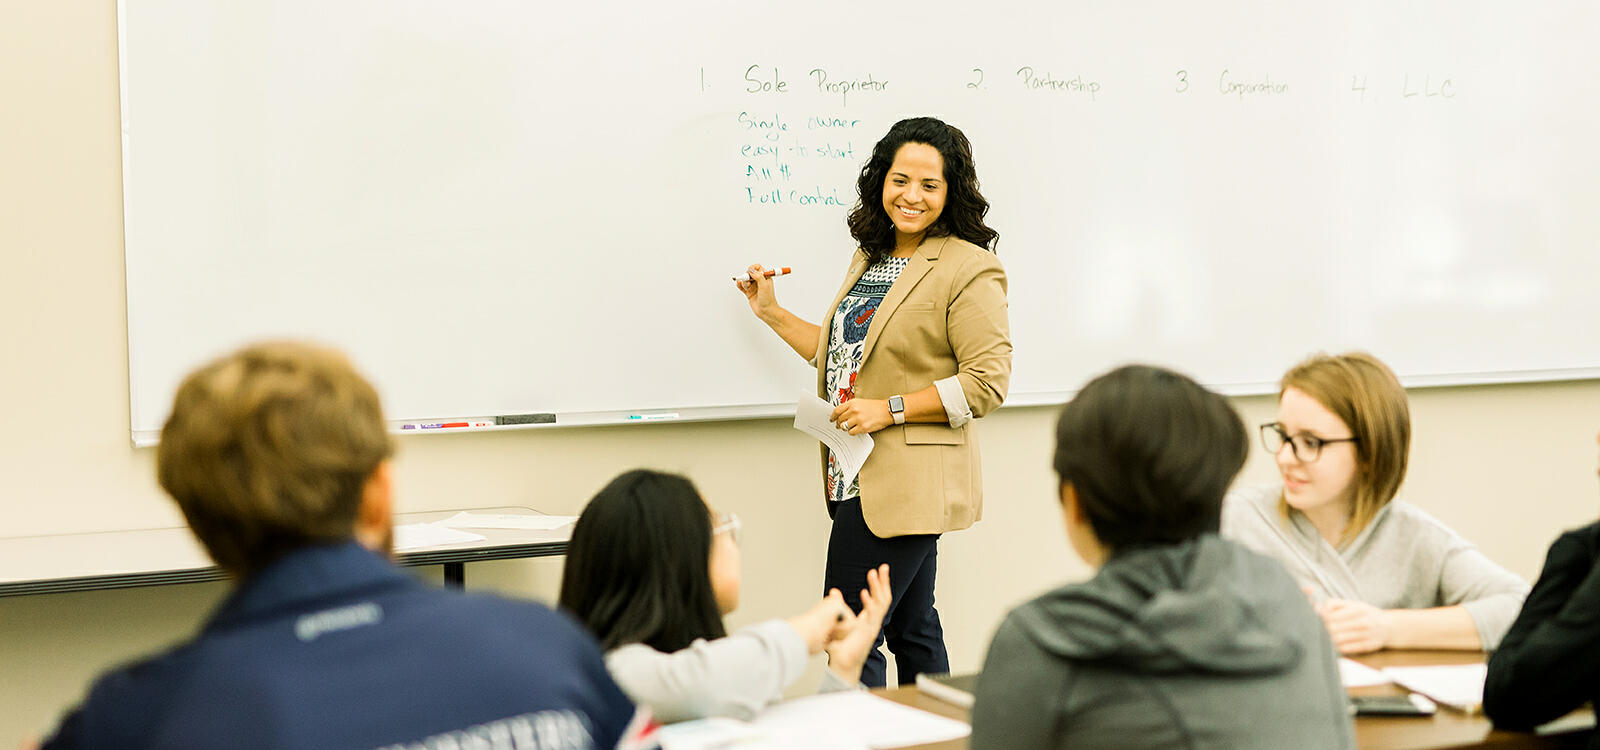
[[889, 395, 906, 425]]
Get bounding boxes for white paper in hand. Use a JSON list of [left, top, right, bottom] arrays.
[[794, 395, 874, 489]]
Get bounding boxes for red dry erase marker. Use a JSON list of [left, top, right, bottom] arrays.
[[732, 267, 793, 282], [400, 421, 478, 430]]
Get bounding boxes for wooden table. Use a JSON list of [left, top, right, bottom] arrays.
[[875, 651, 1594, 750], [0, 506, 570, 596], [1349, 651, 1593, 749]]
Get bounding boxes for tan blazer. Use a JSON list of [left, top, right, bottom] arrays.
[[815, 236, 1011, 537]]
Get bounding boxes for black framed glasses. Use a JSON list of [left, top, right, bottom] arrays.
[[1259, 422, 1358, 463]]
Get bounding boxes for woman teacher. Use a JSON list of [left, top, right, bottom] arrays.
[[736, 116, 1011, 687]]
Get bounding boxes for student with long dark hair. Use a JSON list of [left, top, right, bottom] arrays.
[[971, 365, 1353, 749], [560, 469, 891, 723], [735, 116, 1010, 687]]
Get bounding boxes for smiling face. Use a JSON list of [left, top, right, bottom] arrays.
[[1275, 386, 1360, 516], [880, 142, 946, 249]]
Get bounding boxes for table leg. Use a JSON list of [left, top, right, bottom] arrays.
[[444, 562, 464, 589]]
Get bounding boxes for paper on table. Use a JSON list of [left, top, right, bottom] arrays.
[[793, 395, 874, 489], [1339, 658, 1391, 688], [1382, 664, 1487, 712], [657, 717, 866, 750], [393, 523, 487, 551], [437, 511, 577, 531], [752, 692, 970, 749]]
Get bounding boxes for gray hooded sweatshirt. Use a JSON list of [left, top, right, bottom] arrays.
[[971, 535, 1354, 750]]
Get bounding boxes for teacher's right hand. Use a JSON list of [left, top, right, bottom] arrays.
[[735, 263, 781, 322]]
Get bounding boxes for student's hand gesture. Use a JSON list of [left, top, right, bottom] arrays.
[[1317, 598, 1393, 654], [826, 564, 892, 685], [787, 589, 854, 655]]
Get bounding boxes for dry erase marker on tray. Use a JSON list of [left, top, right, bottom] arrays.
[[732, 267, 793, 281], [627, 413, 680, 421], [400, 420, 492, 430]]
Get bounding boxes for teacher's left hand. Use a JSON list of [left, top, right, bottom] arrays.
[[831, 399, 892, 436]]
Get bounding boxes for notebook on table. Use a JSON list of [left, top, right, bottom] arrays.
[[915, 672, 980, 709]]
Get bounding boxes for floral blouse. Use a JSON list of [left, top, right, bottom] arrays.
[[823, 256, 909, 503]]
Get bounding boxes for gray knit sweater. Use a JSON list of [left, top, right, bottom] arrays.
[[1221, 483, 1530, 649]]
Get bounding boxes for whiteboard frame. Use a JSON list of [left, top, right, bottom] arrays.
[[128, 368, 1600, 448], [114, 0, 1600, 447]]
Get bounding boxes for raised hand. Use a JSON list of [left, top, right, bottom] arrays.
[[827, 564, 892, 684], [787, 589, 854, 655]]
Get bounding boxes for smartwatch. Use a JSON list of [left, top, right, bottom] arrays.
[[889, 395, 906, 425]]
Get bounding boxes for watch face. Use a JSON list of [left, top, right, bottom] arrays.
[[889, 395, 905, 412]]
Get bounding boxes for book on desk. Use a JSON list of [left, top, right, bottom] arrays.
[[914, 673, 979, 710]]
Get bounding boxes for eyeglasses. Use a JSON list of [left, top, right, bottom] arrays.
[[712, 512, 742, 545], [1259, 422, 1358, 463]]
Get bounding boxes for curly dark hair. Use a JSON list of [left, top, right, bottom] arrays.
[[846, 116, 998, 265]]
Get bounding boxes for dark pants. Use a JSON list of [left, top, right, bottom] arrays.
[[823, 497, 948, 688]]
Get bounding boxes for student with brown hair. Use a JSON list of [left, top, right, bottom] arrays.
[[1223, 352, 1529, 653], [971, 365, 1352, 750], [38, 341, 651, 750]]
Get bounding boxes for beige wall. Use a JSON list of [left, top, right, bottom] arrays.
[[3, 1, 1598, 745]]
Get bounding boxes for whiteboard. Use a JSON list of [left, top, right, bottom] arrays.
[[120, 0, 1600, 444]]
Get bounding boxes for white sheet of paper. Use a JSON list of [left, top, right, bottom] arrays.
[[793, 395, 874, 489], [656, 717, 862, 750], [1382, 664, 1487, 711], [751, 692, 969, 749], [392, 523, 487, 551], [656, 718, 760, 750], [436, 511, 577, 531], [1339, 658, 1391, 688]]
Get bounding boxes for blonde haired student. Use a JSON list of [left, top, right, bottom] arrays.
[[1223, 352, 1529, 653]]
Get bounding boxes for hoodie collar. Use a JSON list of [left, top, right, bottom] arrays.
[[1013, 535, 1302, 676]]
